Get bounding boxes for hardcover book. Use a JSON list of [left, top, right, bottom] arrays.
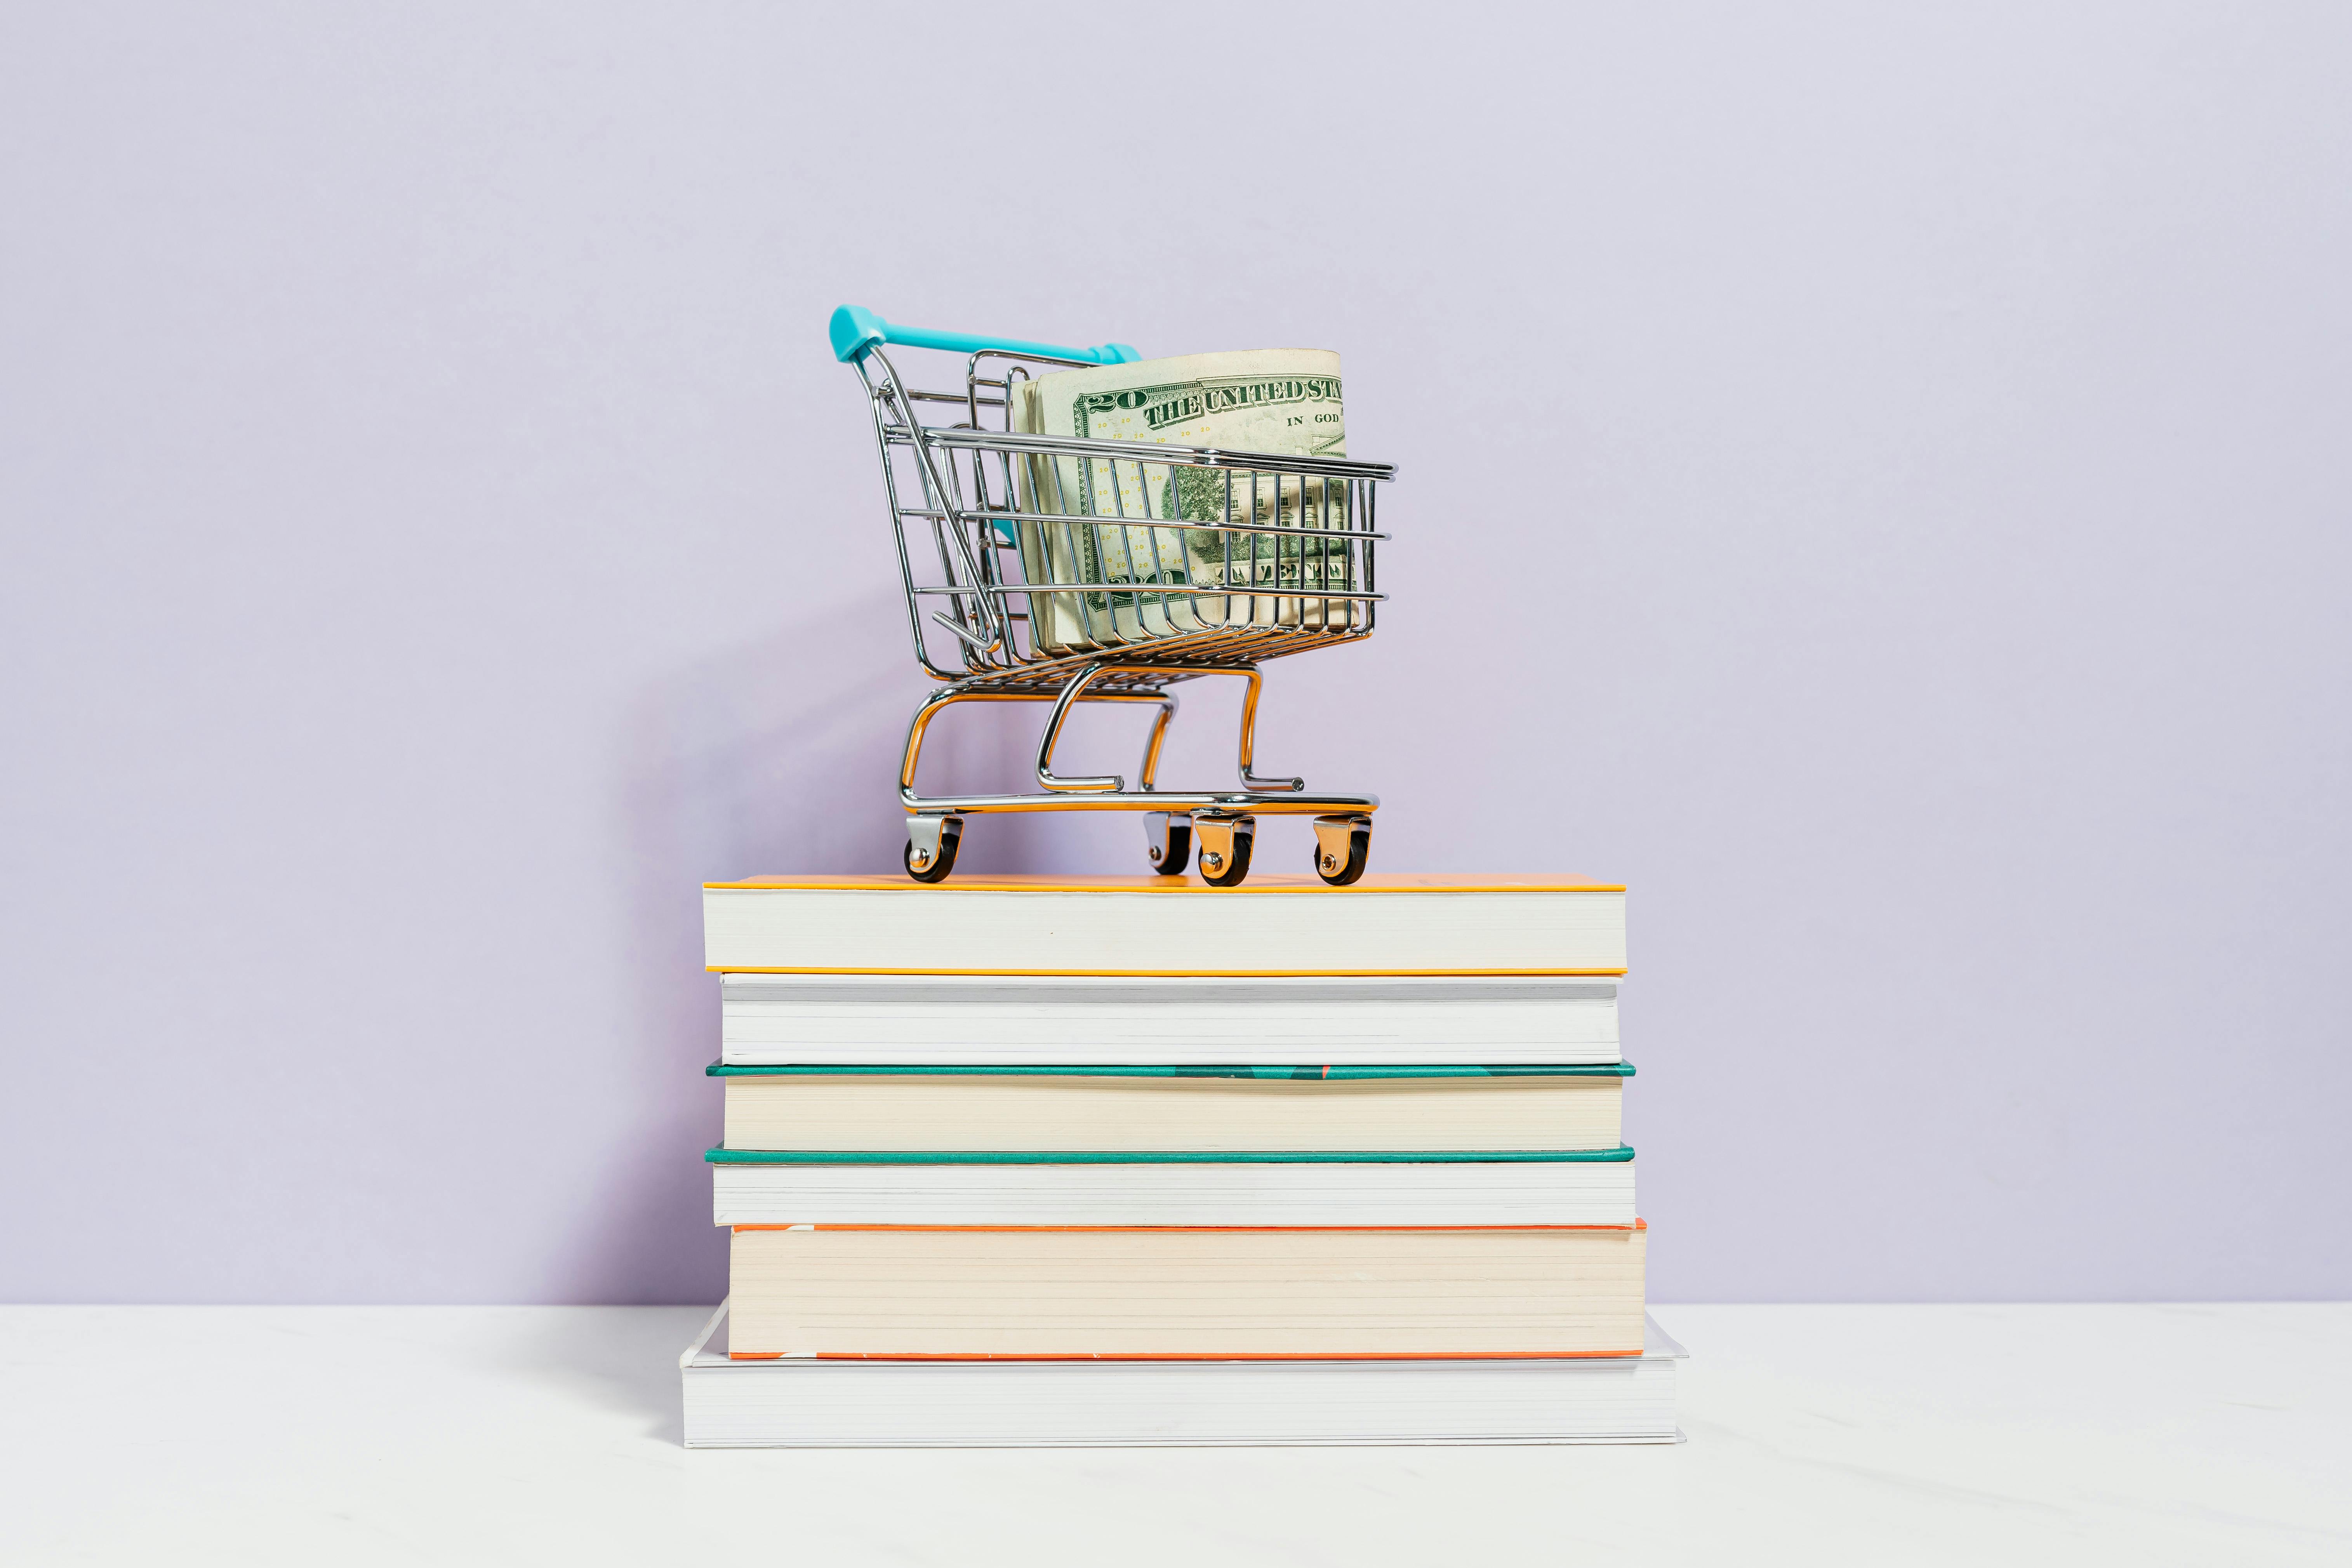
[[716, 976, 1624, 1065], [703, 874, 1628, 977], [708, 1149, 1639, 1226], [682, 1302, 1688, 1446], [726, 1223, 1648, 1359], [712, 1063, 1632, 1150]]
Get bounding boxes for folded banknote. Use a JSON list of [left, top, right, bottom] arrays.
[[1011, 349, 1359, 654]]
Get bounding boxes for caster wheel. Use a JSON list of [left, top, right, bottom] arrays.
[[1196, 822, 1254, 888], [1146, 814, 1192, 876], [1312, 816, 1371, 887], [902, 817, 962, 883]]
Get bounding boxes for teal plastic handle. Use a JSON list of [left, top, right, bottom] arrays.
[[829, 304, 1139, 366]]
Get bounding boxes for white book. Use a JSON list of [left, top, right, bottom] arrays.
[[679, 1301, 1686, 1446], [720, 974, 1622, 1065], [702, 874, 1628, 977], [708, 1156, 1637, 1227]]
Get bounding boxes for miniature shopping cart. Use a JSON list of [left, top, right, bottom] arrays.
[[832, 305, 1394, 888]]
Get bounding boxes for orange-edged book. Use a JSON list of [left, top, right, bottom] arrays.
[[725, 1222, 1648, 1360], [702, 873, 1627, 977]]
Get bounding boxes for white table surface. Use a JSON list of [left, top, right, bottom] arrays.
[[2, 1303, 2344, 1566]]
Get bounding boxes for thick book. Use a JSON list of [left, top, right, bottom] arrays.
[[718, 975, 1623, 1065], [681, 1301, 1686, 1446], [708, 1149, 1638, 1226], [703, 874, 1627, 976], [726, 1223, 1647, 1358], [711, 1064, 1631, 1151]]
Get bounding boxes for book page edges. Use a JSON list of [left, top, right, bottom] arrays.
[[707, 967, 1630, 977], [729, 1220, 1647, 1232], [727, 1347, 1650, 1361]]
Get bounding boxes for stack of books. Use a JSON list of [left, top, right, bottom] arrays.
[[678, 872, 1682, 1446]]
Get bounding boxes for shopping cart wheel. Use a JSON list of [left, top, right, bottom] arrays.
[[1193, 814, 1255, 888], [902, 814, 963, 884], [1144, 812, 1191, 876], [1311, 814, 1372, 887]]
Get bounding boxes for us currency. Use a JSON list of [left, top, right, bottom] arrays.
[[1010, 349, 1359, 654]]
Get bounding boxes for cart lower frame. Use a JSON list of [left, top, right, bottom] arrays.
[[897, 659, 1377, 888]]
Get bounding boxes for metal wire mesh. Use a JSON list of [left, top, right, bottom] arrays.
[[854, 347, 1392, 694]]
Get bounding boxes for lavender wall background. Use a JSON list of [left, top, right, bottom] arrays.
[[4, 4, 2347, 1305]]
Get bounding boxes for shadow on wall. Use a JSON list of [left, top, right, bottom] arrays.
[[553, 590, 1078, 1302]]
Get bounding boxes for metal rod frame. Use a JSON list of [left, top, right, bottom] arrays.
[[898, 664, 1375, 818]]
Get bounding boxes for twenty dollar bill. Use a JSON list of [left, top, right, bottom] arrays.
[[1011, 349, 1360, 653]]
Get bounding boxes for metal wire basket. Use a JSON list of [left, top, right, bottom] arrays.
[[833, 306, 1396, 888]]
